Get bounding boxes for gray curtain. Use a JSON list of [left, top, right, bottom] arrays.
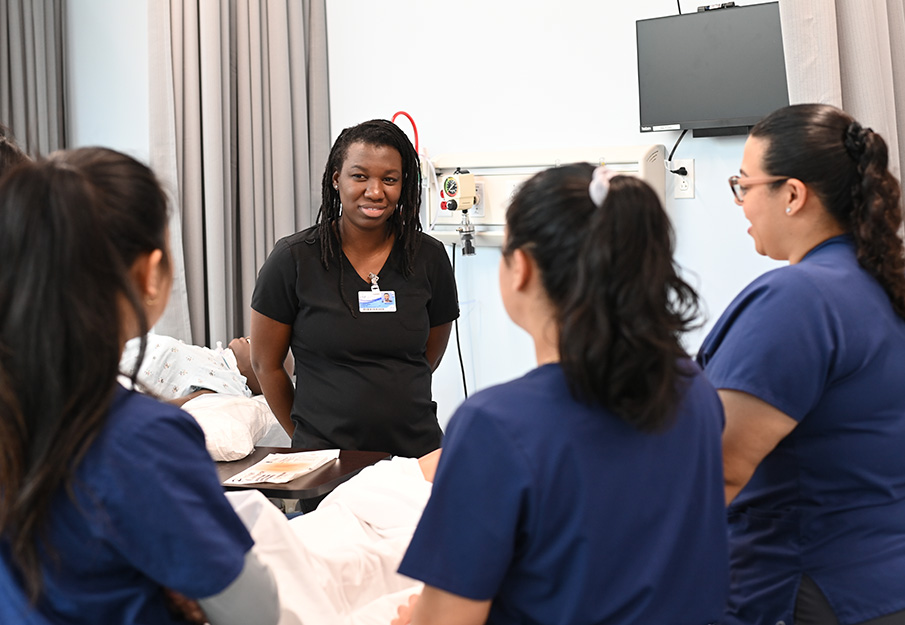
[[148, 0, 330, 346], [0, 0, 66, 154], [779, 0, 905, 180]]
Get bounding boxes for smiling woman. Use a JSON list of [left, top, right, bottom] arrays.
[[250, 120, 459, 458], [333, 142, 402, 232]]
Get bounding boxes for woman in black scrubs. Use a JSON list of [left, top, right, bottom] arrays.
[[250, 120, 458, 458]]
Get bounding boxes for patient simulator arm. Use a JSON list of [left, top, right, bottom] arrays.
[[393, 586, 491, 625], [720, 389, 797, 505], [199, 549, 279, 625], [169, 389, 215, 407], [426, 322, 453, 372], [417, 449, 442, 482], [250, 310, 296, 437]]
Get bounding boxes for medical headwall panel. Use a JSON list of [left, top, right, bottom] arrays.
[[425, 144, 666, 247]]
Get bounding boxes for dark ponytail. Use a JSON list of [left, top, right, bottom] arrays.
[[0, 148, 168, 601], [751, 104, 905, 319], [504, 163, 700, 432], [0, 123, 29, 179]]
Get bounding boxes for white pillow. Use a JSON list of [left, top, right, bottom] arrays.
[[182, 393, 274, 461]]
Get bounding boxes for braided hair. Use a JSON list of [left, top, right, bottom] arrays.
[[751, 104, 905, 319], [314, 119, 423, 316], [316, 120, 421, 264]]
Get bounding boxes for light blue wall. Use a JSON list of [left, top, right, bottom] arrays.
[[64, 0, 784, 428], [66, 0, 149, 161], [326, 0, 783, 427]]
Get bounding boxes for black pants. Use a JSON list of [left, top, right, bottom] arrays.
[[795, 574, 905, 625]]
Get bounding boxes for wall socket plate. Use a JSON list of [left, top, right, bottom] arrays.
[[673, 158, 695, 199]]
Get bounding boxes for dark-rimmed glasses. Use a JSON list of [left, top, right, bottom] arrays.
[[728, 175, 790, 202]]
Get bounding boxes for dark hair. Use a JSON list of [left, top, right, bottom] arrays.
[[314, 119, 422, 315], [751, 103, 905, 319], [0, 124, 29, 178], [503, 163, 700, 432], [0, 147, 169, 601]]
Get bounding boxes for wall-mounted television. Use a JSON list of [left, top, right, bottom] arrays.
[[636, 2, 790, 137]]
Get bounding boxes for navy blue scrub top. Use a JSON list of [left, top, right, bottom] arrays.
[[400, 362, 729, 624], [698, 235, 905, 624], [252, 227, 459, 457]]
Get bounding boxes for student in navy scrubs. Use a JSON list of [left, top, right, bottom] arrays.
[[394, 164, 728, 625], [0, 148, 278, 625], [251, 120, 458, 458], [697, 104, 905, 625]]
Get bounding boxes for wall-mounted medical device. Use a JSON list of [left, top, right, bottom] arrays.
[[439, 169, 478, 255], [425, 144, 667, 248]]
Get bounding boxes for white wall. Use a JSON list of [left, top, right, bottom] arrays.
[[326, 0, 784, 427], [66, 0, 150, 161], [63, 0, 784, 429]]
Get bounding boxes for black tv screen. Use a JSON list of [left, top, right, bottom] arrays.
[[636, 2, 790, 137]]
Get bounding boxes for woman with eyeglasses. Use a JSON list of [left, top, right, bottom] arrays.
[[698, 103, 905, 625]]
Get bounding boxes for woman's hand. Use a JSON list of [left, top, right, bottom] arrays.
[[164, 588, 207, 624], [392, 585, 490, 625], [392, 593, 420, 625]]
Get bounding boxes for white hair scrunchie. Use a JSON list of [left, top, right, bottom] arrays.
[[589, 166, 620, 208]]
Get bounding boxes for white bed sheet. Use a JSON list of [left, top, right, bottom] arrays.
[[226, 456, 431, 625]]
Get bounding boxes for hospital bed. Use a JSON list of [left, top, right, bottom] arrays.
[[186, 396, 429, 624], [229, 455, 431, 625]]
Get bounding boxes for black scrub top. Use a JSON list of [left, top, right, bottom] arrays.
[[252, 226, 459, 457]]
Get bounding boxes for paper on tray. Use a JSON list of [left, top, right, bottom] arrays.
[[224, 449, 340, 485]]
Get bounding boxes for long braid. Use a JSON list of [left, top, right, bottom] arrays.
[[844, 122, 905, 318]]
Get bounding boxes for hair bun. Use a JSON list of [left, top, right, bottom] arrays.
[[844, 121, 870, 161]]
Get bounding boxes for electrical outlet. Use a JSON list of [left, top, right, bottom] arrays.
[[471, 181, 486, 218], [673, 158, 695, 199]]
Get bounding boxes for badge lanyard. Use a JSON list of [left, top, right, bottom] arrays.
[[358, 272, 396, 312]]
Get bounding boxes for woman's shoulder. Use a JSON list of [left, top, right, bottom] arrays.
[[697, 247, 858, 368], [729, 240, 867, 318], [414, 231, 450, 257], [723, 263, 830, 320], [454, 365, 570, 428], [260, 226, 324, 271], [278, 225, 321, 250], [106, 385, 206, 447], [75, 386, 212, 503]]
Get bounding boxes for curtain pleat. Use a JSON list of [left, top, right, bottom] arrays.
[[884, 0, 905, 181], [778, 0, 904, 180], [147, 1, 194, 343], [149, 0, 329, 346], [0, 0, 66, 155], [778, 0, 843, 106], [304, 0, 331, 226], [836, 0, 902, 179]]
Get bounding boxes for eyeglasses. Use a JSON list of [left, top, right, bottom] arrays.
[[728, 175, 790, 202]]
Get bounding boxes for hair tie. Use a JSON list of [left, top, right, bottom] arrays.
[[589, 166, 620, 208], [844, 121, 870, 161]]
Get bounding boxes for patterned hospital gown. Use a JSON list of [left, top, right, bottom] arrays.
[[119, 333, 252, 400]]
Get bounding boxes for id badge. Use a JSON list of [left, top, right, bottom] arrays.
[[359, 290, 396, 312]]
